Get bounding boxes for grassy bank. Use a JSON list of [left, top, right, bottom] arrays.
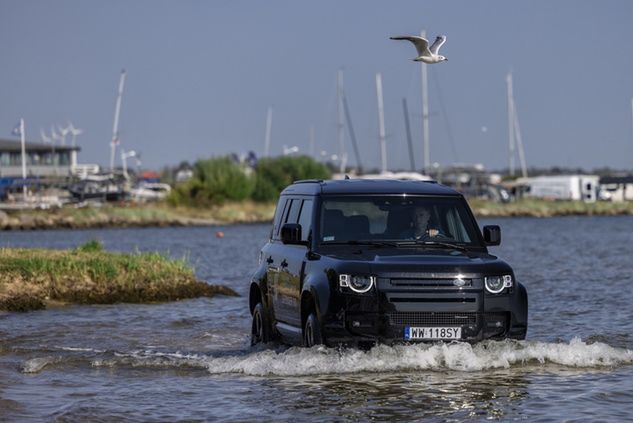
[[0, 201, 277, 230], [1, 198, 633, 231], [469, 198, 633, 218], [0, 240, 237, 312]]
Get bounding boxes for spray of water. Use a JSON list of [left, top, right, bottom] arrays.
[[86, 338, 633, 377]]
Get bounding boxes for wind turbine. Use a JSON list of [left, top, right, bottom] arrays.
[[51, 126, 62, 144], [40, 129, 52, 144], [49, 126, 61, 173], [68, 122, 83, 147], [58, 124, 70, 146]]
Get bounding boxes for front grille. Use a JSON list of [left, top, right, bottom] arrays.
[[388, 312, 478, 326], [390, 278, 472, 287]]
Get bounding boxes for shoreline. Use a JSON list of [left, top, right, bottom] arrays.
[[1, 199, 632, 231]]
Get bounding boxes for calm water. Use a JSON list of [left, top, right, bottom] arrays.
[[1, 216, 633, 421]]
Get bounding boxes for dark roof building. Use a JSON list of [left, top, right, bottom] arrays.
[[0, 138, 80, 177]]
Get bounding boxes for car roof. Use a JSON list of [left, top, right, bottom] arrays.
[[280, 179, 462, 196]]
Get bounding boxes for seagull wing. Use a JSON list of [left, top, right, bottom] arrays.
[[429, 35, 446, 54], [390, 36, 430, 57]]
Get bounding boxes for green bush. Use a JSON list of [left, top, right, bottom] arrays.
[[252, 156, 331, 202], [168, 157, 256, 206]]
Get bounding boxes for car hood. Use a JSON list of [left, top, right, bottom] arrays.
[[321, 247, 512, 275]]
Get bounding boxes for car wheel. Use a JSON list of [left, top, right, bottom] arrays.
[[303, 312, 323, 347], [251, 302, 271, 346]]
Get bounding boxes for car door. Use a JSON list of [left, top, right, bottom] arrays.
[[265, 197, 289, 324], [277, 198, 313, 328], [271, 197, 301, 324]]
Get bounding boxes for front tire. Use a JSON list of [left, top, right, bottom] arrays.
[[303, 312, 323, 347], [251, 303, 272, 346]]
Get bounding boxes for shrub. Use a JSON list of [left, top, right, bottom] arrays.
[[252, 156, 331, 202], [167, 157, 256, 206]]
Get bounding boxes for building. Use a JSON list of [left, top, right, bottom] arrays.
[[0, 138, 79, 177]]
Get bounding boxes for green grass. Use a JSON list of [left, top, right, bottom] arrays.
[[469, 198, 633, 217], [0, 240, 237, 312]]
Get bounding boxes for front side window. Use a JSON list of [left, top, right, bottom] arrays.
[[298, 199, 313, 242], [319, 196, 481, 246], [270, 197, 288, 240]]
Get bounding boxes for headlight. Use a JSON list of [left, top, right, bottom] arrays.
[[339, 274, 375, 293], [485, 275, 513, 294]]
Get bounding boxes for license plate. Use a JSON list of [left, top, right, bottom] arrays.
[[404, 326, 462, 340]]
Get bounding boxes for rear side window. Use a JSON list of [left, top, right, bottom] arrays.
[[271, 198, 288, 240]]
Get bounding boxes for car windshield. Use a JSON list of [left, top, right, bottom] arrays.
[[319, 196, 482, 247]]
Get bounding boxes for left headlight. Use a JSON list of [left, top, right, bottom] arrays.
[[339, 274, 375, 293], [484, 275, 513, 294]]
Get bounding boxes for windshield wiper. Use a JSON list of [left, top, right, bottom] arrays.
[[396, 240, 468, 251], [321, 240, 398, 248]]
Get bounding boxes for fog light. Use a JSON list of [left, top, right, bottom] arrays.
[[352, 320, 361, 328]]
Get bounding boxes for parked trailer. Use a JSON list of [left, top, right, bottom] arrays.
[[518, 175, 599, 202]]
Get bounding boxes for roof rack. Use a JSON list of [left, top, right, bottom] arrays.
[[292, 179, 324, 184]]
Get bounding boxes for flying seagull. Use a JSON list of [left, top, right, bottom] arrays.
[[390, 35, 448, 64]]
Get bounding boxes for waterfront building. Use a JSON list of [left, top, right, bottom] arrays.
[[0, 138, 79, 177]]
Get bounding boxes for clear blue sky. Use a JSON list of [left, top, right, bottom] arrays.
[[2, 0, 633, 171]]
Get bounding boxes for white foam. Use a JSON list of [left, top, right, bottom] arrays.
[[22, 356, 58, 374], [56, 346, 106, 353], [91, 338, 633, 376]]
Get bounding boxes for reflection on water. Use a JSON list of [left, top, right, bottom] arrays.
[[1, 217, 633, 421]]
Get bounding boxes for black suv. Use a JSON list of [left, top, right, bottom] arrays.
[[249, 179, 528, 347]]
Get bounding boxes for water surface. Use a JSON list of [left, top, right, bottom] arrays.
[[1, 217, 633, 421]]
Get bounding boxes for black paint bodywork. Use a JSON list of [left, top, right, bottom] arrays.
[[249, 180, 528, 347]]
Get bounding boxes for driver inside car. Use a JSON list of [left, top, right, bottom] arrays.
[[400, 205, 445, 240]]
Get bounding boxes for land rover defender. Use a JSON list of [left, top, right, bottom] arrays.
[[249, 179, 528, 347]]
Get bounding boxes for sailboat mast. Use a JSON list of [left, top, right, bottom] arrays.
[[512, 99, 528, 178], [337, 69, 347, 173], [402, 98, 415, 171], [376, 72, 387, 174], [342, 95, 362, 172], [264, 107, 273, 156], [309, 125, 315, 159], [110, 69, 126, 173], [420, 30, 430, 173], [506, 71, 516, 177]]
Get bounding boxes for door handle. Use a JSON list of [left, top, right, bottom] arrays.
[[280, 259, 288, 268], [266, 256, 274, 264]]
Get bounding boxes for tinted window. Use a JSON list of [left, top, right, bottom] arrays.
[[271, 197, 288, 240], [285, 199, 301, 224], [298, 200, 314, 242]]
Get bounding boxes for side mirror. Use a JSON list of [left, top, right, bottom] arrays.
[[483, 225, 501, 246], [281, 223, 303, 245]]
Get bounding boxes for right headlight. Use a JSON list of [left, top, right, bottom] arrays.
[[485, 275, 513, 294], [339, 274, 375, 293]]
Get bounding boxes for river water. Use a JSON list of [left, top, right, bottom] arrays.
[[1, 216, 633, 421]]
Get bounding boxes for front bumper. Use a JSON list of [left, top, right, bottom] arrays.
[[322, 275, 528, 346]]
